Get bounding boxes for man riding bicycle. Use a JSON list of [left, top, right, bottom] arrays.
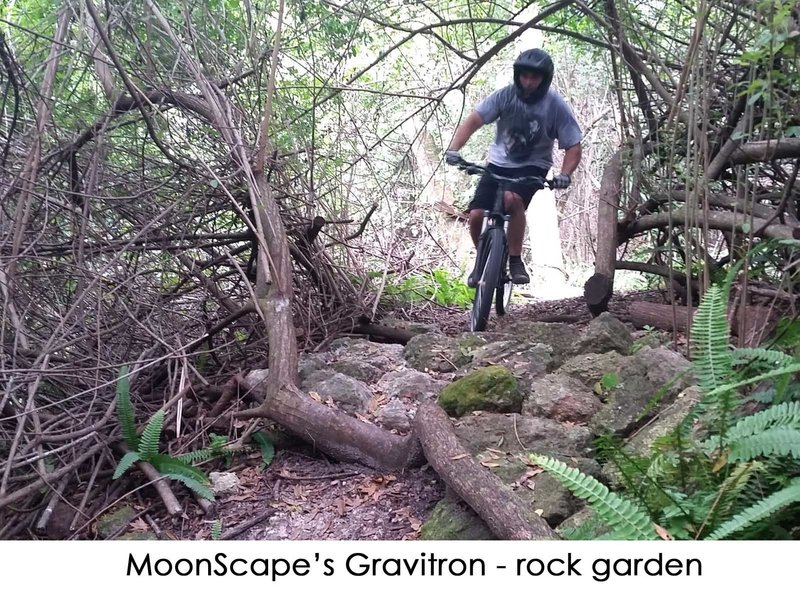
[[445, 48, 583, 287]]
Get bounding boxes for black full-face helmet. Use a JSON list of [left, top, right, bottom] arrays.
[[513, 48, 554, 103]]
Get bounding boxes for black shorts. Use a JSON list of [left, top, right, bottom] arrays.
[[468, 163, 549, 212]]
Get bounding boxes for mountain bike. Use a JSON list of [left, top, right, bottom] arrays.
[[451, 158, 550, 332]]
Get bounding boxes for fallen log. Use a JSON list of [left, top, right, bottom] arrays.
[[414, 401, 559, 540], [627, 301, 777, 347], [351, 323, 417, 345], [239, 374, 424, 471]]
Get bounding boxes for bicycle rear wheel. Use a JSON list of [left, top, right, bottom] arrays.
[[471, 228, 505, 332]]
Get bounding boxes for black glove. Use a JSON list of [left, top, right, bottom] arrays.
[[552, 173, 572, 189], [445, 150, 463, 166]]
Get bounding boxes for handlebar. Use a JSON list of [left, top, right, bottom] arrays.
[[450, 158, 552, 188]]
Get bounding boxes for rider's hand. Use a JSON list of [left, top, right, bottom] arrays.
[[552, 173, 572, 189], [445, 149, 463, 166]]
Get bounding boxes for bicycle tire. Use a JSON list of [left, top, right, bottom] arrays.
[[495, 254, 513, 316], [471, 228, 506, 332]]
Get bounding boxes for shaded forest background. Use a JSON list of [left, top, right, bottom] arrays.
[[1, 0, 798, 538]]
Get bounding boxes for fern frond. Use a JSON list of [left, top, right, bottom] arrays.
[[727, 402, 800, 442], [164, 473, 215, 501], [708, 478, 800, 539], [691, 285, 733, 396], [695, 462, 760, 537], [211, 519, 222, 540], [728, 428, 800, 462], [702, 402, 800, 454], [138, 410, 164, 461], [251, 431, 275, 470], [732, 348, 796, 369], [115, 365, 138, 450], [177, 448, 215, 464], [704, 363, 800, 399], [531, 454, 658, 540], [113, 451, 141, 480], [150, 454, 211, 485]]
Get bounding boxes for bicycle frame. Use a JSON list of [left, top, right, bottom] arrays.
[[453, 159, 549, 331]]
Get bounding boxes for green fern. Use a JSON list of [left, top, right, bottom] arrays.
[[149, 454, 210, 484], [113, 451, 141, 480], [150, 454, 215, 501], [164, 473, 215, 501], [112, 389, 216, 503], [704, 362, 800, 399], [708, 478, 800, 539], [115, 365, 138, 450], [211, 519, 223, 540], [691, 285, 733, 395], [732, 347, 796, 369], [530, 455, 658, 540], [729, 402, 800, 440], [177, 448, 216, 464], [694, 462, 760, 537], [728, 428, 800, 462], [703, 402, 800, 454], [251, 431, 275, 470], [138, 410, 164, 461], [178, 434, 239, 465]]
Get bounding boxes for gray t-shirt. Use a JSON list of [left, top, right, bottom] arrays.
[[475, 85, 582, 169]]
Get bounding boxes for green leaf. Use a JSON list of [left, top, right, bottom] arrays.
[[601, 371, 620, 391], [728, 428, 800, 462], [709, 479, 800, 539], [530, 454, 658, 540], [150, 454, 211, 485], [740, 222, 751, 234], [746, 91, 764, 106], [705, 362, 800, 398], [211, 519, 223, 540], [164, 473, 215, 501], [691, 285, 733, 396], [177, 448, 215, 464], [138, 410, 165, 461], [116, 365, 138, 450], [252, 431, 275, 470], [113, 451, 141, 480]]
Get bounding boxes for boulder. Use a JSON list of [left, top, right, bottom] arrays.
[[523, 373, 603, 423], [573, 312, 634, 356], [331, 358, 384, 383], [379, 369, 445, 401], [304, 372, 373, 415], [376, 399, 412, 433], [404, 332, 495, 373], [438, 365, 521, 417]]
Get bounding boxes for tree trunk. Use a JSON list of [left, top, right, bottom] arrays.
[[622, 208, 797, 241], [585, 149, 622, 316], [414, 401, 559, 540]]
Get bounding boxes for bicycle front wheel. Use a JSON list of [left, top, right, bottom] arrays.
[[495, 257, 513, 316], [471, 228, 506, 332]]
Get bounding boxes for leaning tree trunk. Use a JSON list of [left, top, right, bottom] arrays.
[[147, 0, 426, 470], [584, 149, 622, 316]]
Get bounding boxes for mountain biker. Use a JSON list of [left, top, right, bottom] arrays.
[[445, 48, 583, 286]]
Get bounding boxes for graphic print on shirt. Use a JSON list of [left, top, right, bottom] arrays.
[[502, 112, 545, 163]]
